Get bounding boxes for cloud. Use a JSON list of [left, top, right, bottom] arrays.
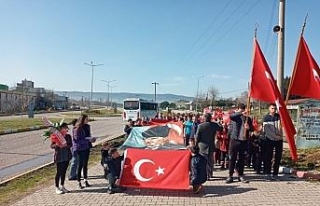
[[173, 76, 185, 81], [211, 74, 230, 79]]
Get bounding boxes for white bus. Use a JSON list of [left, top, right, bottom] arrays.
[[123, 98, 158, 121]]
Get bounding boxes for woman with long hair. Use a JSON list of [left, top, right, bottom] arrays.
[[72, 114, 95, 189]]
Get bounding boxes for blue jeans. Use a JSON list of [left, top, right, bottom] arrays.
[[69, 151, 79, 179]]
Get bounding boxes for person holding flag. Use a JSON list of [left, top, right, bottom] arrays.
[[225, 103, 253, 184]]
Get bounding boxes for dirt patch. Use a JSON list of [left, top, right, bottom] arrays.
[[282, 148, 320, 172]]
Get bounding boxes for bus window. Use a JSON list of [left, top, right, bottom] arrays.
[[124, 101, 139, 110]]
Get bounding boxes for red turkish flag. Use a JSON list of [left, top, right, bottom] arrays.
[[249, 39, 297, 161], [289, 36, 320, 99], [119, 148, 190, 190]]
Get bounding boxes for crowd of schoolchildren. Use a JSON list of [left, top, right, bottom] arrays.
[[51, 103, 282, 195]]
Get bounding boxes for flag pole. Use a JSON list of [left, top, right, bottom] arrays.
[[285, 13, 308, 104], [244, 26, 258, 136]]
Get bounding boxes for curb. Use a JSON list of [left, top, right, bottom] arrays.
[[0, 133, 124, 186]]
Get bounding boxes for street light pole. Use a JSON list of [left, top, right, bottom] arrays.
[[110, 85, 117, 108], [84, 61, 103, 110], [101, 79, 116, 107], [195, 76, 204, 113], [151, 82, 159, 102]]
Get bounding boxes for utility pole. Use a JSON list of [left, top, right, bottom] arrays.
[[195, 76, 204, 113], [84, 61, 103, 110], [276, 0, 285, 96], [151, 82, 159, 102], [110, 85, 117, 108], [101, 79, 116, 107]]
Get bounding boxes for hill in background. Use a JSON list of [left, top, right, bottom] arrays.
[[56, 91, 194, 103]]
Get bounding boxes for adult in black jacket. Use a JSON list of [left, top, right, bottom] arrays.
[[226, 103, 253, 184], [195, 113, 223, 178]]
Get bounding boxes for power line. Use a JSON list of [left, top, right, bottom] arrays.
[[176, 0, 233, 64], [199, 0, 263, 58], [264, 0, 278, 54], [182, 0, 248, 64]]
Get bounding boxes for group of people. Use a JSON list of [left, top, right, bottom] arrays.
[[51, 102, 284, 195], [183, 102, 284, 191], [50, 114, 96, 194]]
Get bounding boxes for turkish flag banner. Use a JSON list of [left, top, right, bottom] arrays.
[[289, 36, 320, 99], [119, 148, 190, 190], [249, 38, 298, 161]]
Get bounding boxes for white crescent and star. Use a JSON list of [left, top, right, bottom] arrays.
[[133, 159, 165, 182], [275, 98, 281, 111], [265, 71, 272, 80], [312, 69, 320, 81]]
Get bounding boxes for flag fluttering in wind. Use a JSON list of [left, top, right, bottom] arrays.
[[287, 36, 320, 99], [249, 38, 297, 161]]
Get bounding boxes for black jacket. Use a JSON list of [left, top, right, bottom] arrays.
[[124, 125, 132, 137], [229, 112, 253, 140], [106, 155, 124, 178], [53, 134, 72, 163], [190, 154, 207, 185], [195, 121, 223, 154]]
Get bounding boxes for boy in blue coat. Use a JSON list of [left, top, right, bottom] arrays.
[[189, 145, 207, 194]]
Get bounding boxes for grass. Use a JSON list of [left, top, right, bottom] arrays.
[[281, 148, 320, 172], [64, 109, 122, 118], [0, 135, 125, 206], [0, 118, 75, 131]]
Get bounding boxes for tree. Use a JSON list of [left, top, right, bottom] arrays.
[[159, 101, 170, 109], [237, 91, 248, 104], [168, 103, 176, 109], [208, 86, 218, 101]]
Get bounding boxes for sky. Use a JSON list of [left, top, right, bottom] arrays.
[[0, 0, 319, 99]]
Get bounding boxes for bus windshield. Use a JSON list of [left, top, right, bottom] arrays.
[[124, 101, 139, 110]]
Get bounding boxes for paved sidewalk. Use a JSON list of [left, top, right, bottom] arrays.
[[11, 163, 320, 206]]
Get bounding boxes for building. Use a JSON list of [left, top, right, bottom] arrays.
[[0, 90, 35, 114], [0, 84, 9, 91], [16, 79, 46, 94], [53, 94, 69, 109], [0, 79, 69, 114]]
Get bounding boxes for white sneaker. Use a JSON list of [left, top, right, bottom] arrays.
[[61, 186, 70, 193], [55, 187, 64, 194]]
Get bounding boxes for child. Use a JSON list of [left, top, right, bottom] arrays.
[[106, 148, 124, 194], [188, 137, 196, 147], [218, 122, 229, 170], [189, 145, 207, 194], [50, 123, 72, 194], [101, 142, 111, 179]]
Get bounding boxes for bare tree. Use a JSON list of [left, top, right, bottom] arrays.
[[237, 91, 248, 104], [207, 86, 219, 106]]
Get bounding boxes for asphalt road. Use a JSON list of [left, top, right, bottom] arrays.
[[0, 117, 124, 183]]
